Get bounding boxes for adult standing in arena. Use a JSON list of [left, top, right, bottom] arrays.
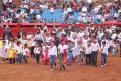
[[3, 25, 13, 41], [17, 27, 26, 40]]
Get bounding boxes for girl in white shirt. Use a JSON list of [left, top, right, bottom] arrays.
[[0, 41, 8, 63], [49, 42, 57, 70], [42, 42, 50, 64]]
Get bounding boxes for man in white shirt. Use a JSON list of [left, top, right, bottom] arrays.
[[35, 29, 44, 45], [91, 39, 100, 66]]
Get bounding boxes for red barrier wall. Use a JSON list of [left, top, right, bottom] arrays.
[[0, 21, 121, 39]]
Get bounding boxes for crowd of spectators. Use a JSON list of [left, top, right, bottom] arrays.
[[0, 0, 121, 24]]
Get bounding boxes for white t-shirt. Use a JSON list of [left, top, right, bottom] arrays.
[[82, 6, 87, 12], [58, 44, 64, 54], [85, 45, 92, 54], [118, 32, 121, 42], [101, 46, 108, 55], [15, 45, 23, 54], [23, 48, 29, 55], [34, 47, 41, 54], [92, 42, 100, 52], [49, 46, 57, 56], [111, 33, 117, 40]]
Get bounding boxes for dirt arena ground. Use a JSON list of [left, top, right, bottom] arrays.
[[0, 54, 121, 81]]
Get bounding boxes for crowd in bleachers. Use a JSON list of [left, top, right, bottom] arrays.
[[0, 0, 121, 23]]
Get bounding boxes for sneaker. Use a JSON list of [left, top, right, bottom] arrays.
[[2, 62, 5, 64], [104, 64, 107, 66], [78, 63, 81, 65], [51, 69, 54, 71], [101, 65, 104, 67]]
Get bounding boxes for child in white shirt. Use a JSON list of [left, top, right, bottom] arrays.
[[15, 41, 23, 64], [111, 40, 117, 56], [101, 41, 108, 67], [84, 41, 92, 65], [34, 44, 41, 64], [23, 44, 29, 64], [49, 42, 57, 70]]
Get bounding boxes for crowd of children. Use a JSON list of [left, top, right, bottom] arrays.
[[0, 25, 121, 70]]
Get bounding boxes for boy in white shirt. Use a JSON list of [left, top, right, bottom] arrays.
[[77, 41, 84, 65], [23, 44, 29, 64], [34, 44, 41, 64], [111, 40, 117, 56], [84, 41, 92, 65], [101, 37, 109, 56], [101, 41, 108, 67], [15, 41, 23, 64]]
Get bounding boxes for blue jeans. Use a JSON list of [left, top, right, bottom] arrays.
[[67, 51, 73, 65], [16, 54, 22, 63], [49, 55, 56, 69], [101, 53, 107, 65]]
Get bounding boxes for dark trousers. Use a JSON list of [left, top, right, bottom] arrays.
[[30, 46, 35, 58], [9, 58, 15, 64], [2, 58, 5, 62], [92, 51, 98, 66], [23, 55, 27, 64], [85, 54, 91, 65], [35, 54, 40, 64]]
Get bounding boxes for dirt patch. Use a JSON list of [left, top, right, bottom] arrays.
[[0, 55, 121, 81]]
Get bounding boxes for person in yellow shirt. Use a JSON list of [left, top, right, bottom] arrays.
[[7, 42, 17, 64]]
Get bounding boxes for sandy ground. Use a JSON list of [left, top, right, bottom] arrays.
[[0, 54, 121, 81]]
